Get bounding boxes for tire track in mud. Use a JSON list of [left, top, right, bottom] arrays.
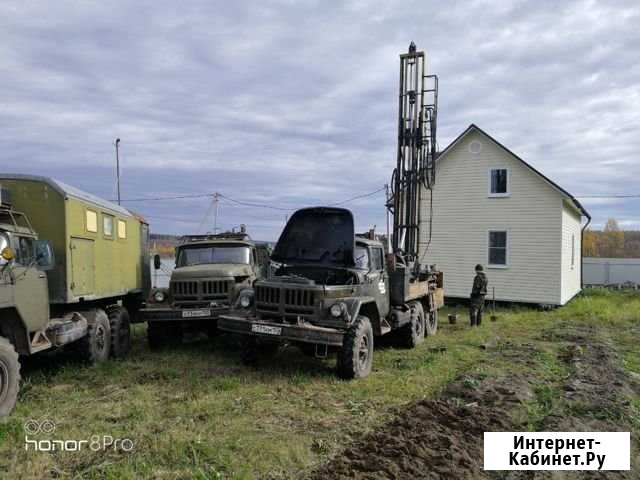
[[307, 324, 639, 480]]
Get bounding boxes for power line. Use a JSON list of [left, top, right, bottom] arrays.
[[217, 193, 293, 211], [115, 193, 215, 202], [328, 186, 386, 206], [116, 190, 640, 203]]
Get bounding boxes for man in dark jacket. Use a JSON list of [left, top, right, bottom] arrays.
[[470, 264, 488, 327]]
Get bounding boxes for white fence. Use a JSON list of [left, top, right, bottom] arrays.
[[583, 257, 640, 286]]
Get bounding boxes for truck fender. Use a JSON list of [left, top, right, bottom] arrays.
[[345, 297, 382, 336], [0, 308, 31, 355]]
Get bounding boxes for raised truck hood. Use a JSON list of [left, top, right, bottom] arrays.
[[271, 207, 355, 268]]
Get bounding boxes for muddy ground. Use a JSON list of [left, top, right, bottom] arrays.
[[308, 323, 639, 480]]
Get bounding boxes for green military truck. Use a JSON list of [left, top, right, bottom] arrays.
[[142, 229, 270, 348], [218, 207, 444, 379], [0, 175, 150, 417]]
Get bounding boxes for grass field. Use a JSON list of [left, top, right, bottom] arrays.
[[1, 289, 638, 479]]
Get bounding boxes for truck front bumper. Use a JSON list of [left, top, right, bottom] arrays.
[[141, 306, 229, 322], [218, 314, 345, 346]]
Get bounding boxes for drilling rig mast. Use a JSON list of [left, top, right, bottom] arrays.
[[389, 42, 438, 275]]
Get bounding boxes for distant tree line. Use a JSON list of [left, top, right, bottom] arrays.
[[583, 219, 640, 258]]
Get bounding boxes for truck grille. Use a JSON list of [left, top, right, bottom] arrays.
[[171, 279, 232, 307], [256, 285, 316, 318]]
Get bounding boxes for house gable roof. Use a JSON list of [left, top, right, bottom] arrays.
[[437, 124, 591, 220]]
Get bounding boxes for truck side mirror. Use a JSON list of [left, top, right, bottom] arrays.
[[34, 240, 55, 271], [153, 254, 162, 270]]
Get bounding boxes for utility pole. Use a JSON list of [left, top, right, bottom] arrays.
[[115, 138, 121, 205], [213, 192, 219, 233]]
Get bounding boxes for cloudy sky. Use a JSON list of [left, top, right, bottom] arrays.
[[1, 0, 639, 239]]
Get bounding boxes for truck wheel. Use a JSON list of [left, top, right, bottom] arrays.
[[337, 316, 373, 379], [108, 306, 131, 359], [0, 337, 20, 418], [76, 309, 111, 363], [425, 308, 438, 336], [147, 321, 182, 350], [396, 302, 425, 348]]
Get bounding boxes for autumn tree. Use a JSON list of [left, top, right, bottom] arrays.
[[600, 218, 625, 258], [582, 228, 599, 257]]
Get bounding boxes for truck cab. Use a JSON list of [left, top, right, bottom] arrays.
[[142, 230, 270, 347], [0, 206, 55, 347]]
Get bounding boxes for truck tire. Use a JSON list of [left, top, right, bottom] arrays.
[[147, 321, 182, 350], [425, 308, 438, 336], [396, 301, 425, 348], [0, 337, 20, 418], [75, 309, 111, 363], [108, 306, 131, 359], [337, 316, 373, 379]]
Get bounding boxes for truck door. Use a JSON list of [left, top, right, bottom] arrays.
[[70, 237, 95, 296], [368, 246, 390, 318], [12, 235, 49, 332]]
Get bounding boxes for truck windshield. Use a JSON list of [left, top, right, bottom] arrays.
[[176, 245, 250, 267]]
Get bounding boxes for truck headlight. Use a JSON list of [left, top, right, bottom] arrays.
[[330, 302, 346, 318], [238, 291, 253, 308], [153, 290, 166, 303]]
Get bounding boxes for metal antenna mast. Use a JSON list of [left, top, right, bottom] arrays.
[[115, 138, 121, 205], [389, 42, 438, 269]]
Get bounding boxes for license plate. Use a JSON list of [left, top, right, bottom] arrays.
[[251, 324, 282, 335], [182, 309, 211, 318]]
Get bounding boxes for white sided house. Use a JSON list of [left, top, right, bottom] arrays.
[[420, 125, 591, 306]]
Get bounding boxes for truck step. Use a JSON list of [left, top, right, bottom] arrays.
[[379, 319, 392, 335], [30, 330, 52, 353]]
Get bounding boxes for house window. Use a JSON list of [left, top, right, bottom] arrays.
[[103, 214, 114, 237], [118, 219, 127, 239], [489, 168, 508, 196], [86, 210, 98, 233], [488, 231, 508, 266]]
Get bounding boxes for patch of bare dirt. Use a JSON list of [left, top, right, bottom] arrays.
[[308, 325, 639, 480], [508, 326, 639, 480], [308, 342, 539, 480]]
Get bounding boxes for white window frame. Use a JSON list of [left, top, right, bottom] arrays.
[[488, 167, 510, 197], [86, 210, 98, 233], [117, 219, 127, 239], [487, 230, 509, 268]]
